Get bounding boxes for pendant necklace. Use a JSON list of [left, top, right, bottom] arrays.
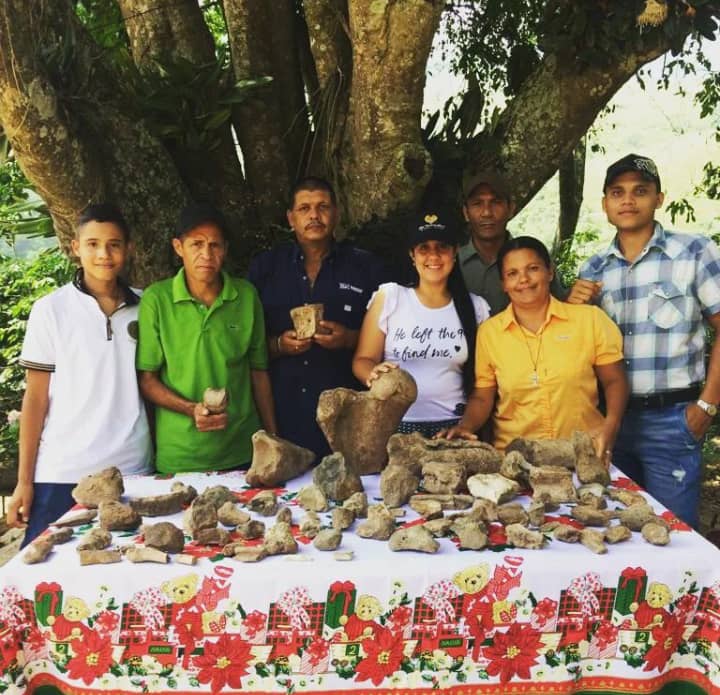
[[521, 328, 543, 386]]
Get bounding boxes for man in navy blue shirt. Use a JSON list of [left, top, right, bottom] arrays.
[[248, 177, 387, 459]]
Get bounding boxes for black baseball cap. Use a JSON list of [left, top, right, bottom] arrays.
[[603, 154, 661, 192], [407, 211, 458, 248]]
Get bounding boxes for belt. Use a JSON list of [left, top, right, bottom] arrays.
[[627, 385, 701, 410]]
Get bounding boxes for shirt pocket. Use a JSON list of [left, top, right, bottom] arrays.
[[647, 281, 686, 330]]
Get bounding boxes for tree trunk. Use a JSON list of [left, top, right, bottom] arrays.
[[340, 0, 443, 226], [557, 136, 586, 245]]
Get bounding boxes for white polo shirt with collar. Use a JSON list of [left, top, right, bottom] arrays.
[[19, 277, 152, 482]]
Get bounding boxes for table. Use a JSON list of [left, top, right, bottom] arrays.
[[0, 468, 719, 695]]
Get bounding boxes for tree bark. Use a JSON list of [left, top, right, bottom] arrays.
[[224, 0, 308, 222], [340, 0, 443, 226], [0, 1, 187, 284], [557, 136, 586, 245], [493, 36, 677, 211]]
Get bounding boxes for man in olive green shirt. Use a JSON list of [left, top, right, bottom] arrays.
[[137, 204, 276, 472]]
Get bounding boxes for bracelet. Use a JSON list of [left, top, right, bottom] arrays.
[[276, 336, 282, 355]]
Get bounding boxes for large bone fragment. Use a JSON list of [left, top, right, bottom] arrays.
[[246, 430, 315, 487], [387, 432, 502, 476], [467, 473, 519, 504], [98, 501, 142, 531], [124, 546, 169, 564], [505, 438, 575, 469], [528, 466, 577, 505], [506, 523, 545, 549], [290, 303, 324, 339], [129, 490, 187, 517], [422, 461, 466, 495], [78, 549, 123, 565], [380, 465, 419, 507], [316, 369, 417, 474], [388, 526, 439, 553], [409, 493, 473, 510], [72, 467, 124, 507], [313, 453, 363, 502], [572, 431, 611, 485]]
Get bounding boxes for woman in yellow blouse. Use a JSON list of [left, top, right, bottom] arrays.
[[443, 236, 628, 460]]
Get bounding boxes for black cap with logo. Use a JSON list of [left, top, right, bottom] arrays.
[[603, 154, 661, 192]]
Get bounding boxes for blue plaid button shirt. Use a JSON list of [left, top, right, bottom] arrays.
[[579, 223, 720, 395]]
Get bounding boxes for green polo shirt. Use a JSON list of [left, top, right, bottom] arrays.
[[137, 269, 268, 473]]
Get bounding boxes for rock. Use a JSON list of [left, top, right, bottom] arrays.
[[577, 483, 606, 500], [572, 431, 611, 485], [618, 504, 656, 531], [500, 450, 530, 482], [313, 452, 363, 502], [203, 387, 228, 414], [506, 523, 545, 549], [424, 517, 454, 537], [389, 526, 439, 553], [46, 527, 74, 544], [263, 522, 298, 555], [217, 502, 250, 527], [175, 553, 197, 565], [387, 432, 502, 476], [99, 501, 142, 531], [276, 507, 292, 525], [528, 466, 578, 505], [78, 549, 122, 565], [197, 485, 236, 510], [497, 503, 529, 526], [124, 546, 169, 563], [456, 524, 488, 550], [605, 525, 632, 544], [470, 498, 498, 522], [77, 528, 112, 550], [410, 493, 473, 510], [299, 511, 322, 538], [195, 528, 232, 546], [236, 520, 265, 540], [296, 485, 329, 512], [247, 490, 279, 516], [332, 507, 355, 531], [580, 528, 607, 554], [421, 461, 466, 495], [409, 497, 443, 519], [184, 499, 218, 535], [144, 522, 185, 553], [170, 481, 198, 504], [334, 551, 354, 561], [314, 529, 342, 550], [232, 547, 268, 563], [641, 522, 670, 546], [23, 539, 54, 564], [578, 491, 607, 509], [467, 473, 519, 504], [554, 525, 581, 543], [246, 430, 315, 487], [527, 500, 546, 527], [380, 465, 419, 507], [52, 509, 98, 527], [343, 492, 368, 518], [571, 505, 614, 527], [607, 487, 647, 507], [72, 467, 124, 508], [506, 438, 575, 468], [130, 490, 187, 517], [356, 504, 396, 540], [291, 303, 324, 339], [316, 369, 418, 474]]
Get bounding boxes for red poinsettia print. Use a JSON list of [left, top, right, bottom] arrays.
[[484, 622, 544, 683], [66, 631, 114, 685], [193, 633, 253, 692], [544, 515, 584, 530], [643, 614, 685, 673], [611, 476, 644, 492], [658, 511, 691, 532], [233, 487, 286, 505], [355, 628, 404, 685]]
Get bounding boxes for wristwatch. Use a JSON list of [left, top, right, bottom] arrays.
[[696, 399, 718, 417]]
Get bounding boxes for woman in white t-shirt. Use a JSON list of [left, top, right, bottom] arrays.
[[353, 211, 490, 437]]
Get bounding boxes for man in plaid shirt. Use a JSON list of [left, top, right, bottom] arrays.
[[568, 154, 720, 528]]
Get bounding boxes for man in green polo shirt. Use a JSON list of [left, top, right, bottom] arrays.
[[137, 204, 276, 472]]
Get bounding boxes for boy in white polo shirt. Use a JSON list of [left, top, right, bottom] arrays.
[[6, 203, 152, 546]]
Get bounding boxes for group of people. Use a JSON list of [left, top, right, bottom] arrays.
[[7, 153, 720, 547]]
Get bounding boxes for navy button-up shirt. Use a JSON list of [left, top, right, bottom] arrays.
[[248, 241, 388, 458]]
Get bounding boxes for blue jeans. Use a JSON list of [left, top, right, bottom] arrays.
[[613, 402, 702, 528], [20, 483, 76, 549]]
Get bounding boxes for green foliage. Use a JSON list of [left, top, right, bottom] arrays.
[[552, 228, 601, 288], [0, 251, 74, 466]]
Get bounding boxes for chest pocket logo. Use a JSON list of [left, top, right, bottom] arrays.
[[648, 281, 686, 330]]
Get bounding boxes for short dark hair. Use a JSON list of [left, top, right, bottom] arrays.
[[176, 202, 229, 240], [288, 176, 337, 209], [76, 203, 131, 241], [497, 236, 552, 275]]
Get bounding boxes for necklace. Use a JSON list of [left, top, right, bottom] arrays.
[[520, 327, 543, 386]]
